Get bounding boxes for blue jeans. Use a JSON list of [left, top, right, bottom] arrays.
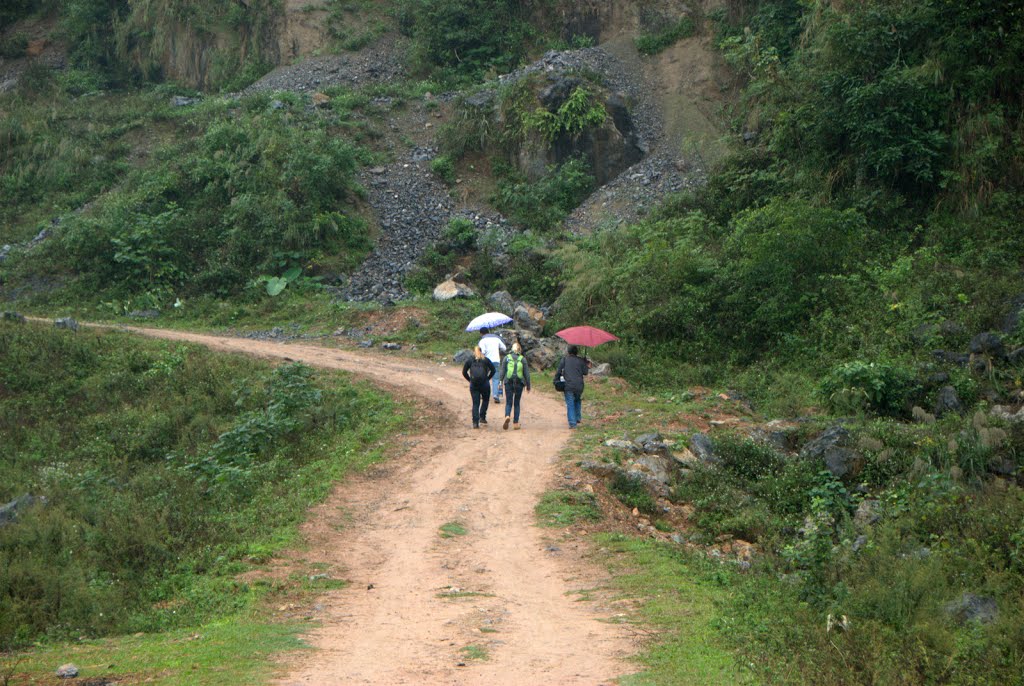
[[504, 382, 524, 423], [491, 367, 503, 398], [563, 391, 582, 427]]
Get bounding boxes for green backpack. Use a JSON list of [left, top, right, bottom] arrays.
[[504, 354, 525, 382]]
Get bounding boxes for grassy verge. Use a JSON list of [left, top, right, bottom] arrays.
[[598, 534, 751, 686], [0, 321, 410, 681], [4, 614, 308, 685]]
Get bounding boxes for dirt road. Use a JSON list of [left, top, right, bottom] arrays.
[[119, 327, 636, 685]]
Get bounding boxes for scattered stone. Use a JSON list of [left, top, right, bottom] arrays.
[[852, 535, 868, 553], [56, 663, 79, 679], [170, 95, 198, 107], [934, 386, 963, 417], [358, 340, 374, 348], [127, 309, 160, 319], [381, 342, 402, 351], [453, 349, 474, 365], [432, 278, 475, 301], [1009, 347, 1024, 365], [311, 92, 331, 107], [54, 317, 78, 331], [0, 244, 10, 262], [932, 350, 969, 367], [944, 593, 998, 625], [270, 99, 286, 110], [590, 362, 611, 377]]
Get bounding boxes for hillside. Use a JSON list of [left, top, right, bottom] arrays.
[[2, 1, 1024, 684]]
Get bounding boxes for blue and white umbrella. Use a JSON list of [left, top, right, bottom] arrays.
[[466, 312, 513, 332]]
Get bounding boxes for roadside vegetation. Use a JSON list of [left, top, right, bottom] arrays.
[[0, 321, 403, 673]]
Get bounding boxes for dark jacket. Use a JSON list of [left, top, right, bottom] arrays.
[[462, 357, 495, 389], [556, 353, 589, 395], [499, 352, 531, 391]]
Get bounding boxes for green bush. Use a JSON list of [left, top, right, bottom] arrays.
[[494, 157, 594, 232], [401, 0, 533, 81], [55, 105, 368, 302], [430, 154, 456, 185], [820, 360, 918, 417]]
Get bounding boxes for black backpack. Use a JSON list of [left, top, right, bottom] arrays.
[[469, 359, 489, 382]]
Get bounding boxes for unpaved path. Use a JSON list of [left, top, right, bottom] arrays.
[[116, 326, 636, 685]]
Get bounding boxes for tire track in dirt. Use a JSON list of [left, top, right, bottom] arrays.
[[114, 326, 636, 686]]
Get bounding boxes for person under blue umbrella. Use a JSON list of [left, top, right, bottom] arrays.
[[477, 327, 507, 405]]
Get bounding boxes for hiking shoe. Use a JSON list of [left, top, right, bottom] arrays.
[[513, 423, 521, 430], [503, 416, 511, 430], [480, 418, 488, 425]]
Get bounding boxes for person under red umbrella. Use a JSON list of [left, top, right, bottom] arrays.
[[554, 345, 591, 429], [553, 326, 617, 429]]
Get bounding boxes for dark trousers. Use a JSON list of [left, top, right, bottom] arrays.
[[503, 382, 524, 422], [470, 383, 490, 426]]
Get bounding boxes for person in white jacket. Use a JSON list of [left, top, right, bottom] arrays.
[[477, 327, 507, 402]]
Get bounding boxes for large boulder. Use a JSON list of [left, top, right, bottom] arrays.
[[517, 75, 643, 186], [432, 279, 475, 301], [801, 426, 864, 480], [513, 303, 545, 335], [487, 291, 516, 315], [688, 433, 717, 464]]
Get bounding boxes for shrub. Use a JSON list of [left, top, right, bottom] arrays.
[[430, 154, 456, 185], [401, 0, 533, 81], [493, 157, 594, 232], [819, 360, 918, 417]]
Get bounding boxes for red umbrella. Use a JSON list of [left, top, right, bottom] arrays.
[[555, 325, 619, 347]]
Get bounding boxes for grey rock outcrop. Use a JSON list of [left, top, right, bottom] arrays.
[[801, 426, 864, 480], [944, 593, 998, 625], [688, 433, 716, 464], [934, 386, 963, 417], [487, 291, 516, 315]]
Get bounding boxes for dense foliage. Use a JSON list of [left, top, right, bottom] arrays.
[[0, 322, 396, 648], [555, 0, 1024, 384], [398, 0, 534, 81]]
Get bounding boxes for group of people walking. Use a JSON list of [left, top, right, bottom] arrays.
[[461, 327, 590, 430]]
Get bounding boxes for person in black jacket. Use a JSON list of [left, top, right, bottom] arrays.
[[555, 345, 590, 429], [462, 346, 495, 429]]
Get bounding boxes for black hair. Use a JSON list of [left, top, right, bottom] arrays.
[[568, 345, 579, 356], [480, 327, 489, 334]]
